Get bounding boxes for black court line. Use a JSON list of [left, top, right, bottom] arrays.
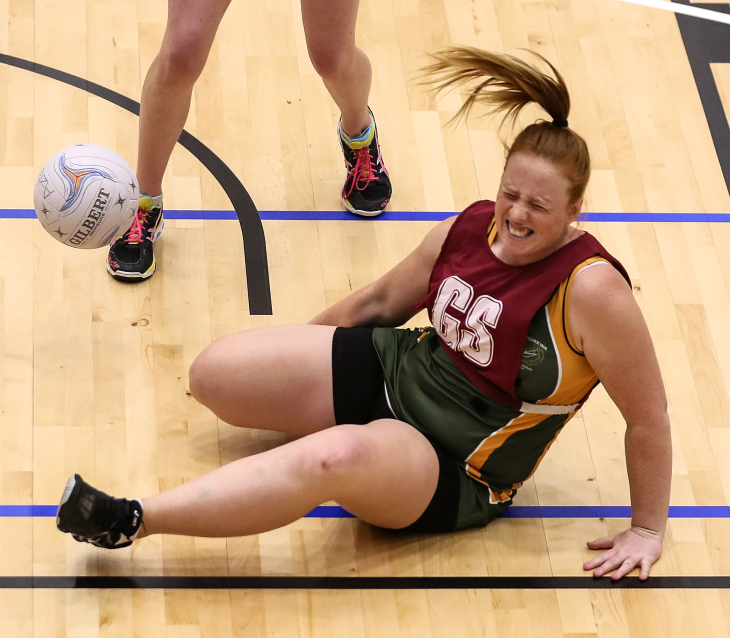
[[0, 52, 272, 315], [0, 575, 728, 589], [673, 0, 730, 197]]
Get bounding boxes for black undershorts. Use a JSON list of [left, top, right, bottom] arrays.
[[331, 326, 461, 533]]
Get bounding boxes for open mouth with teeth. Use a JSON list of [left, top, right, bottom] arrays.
[[506, 220, 534, 238]]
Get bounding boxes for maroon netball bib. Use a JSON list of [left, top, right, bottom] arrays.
[[415, 201, 630, 409]]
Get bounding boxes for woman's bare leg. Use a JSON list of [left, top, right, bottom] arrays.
[[152, 325, 442, 538], [57, 326, 442, 544], [301, 0, 371, 137], [137, 0, 232, 196], [189, 324, 339, 436], [138, 419, 440, 536]]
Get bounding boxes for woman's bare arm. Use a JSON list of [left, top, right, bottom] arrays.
[[309, 217, 456, 327], [570, 263, 671, 580]]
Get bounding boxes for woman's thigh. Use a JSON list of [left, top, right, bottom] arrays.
[[300, 0, 360, 59], [189, 324, 338, 436]]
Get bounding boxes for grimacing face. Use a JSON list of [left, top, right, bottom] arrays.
[[492, 152, 583, 266]]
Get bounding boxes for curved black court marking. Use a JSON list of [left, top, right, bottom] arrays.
[[673, 1, 730, 197], [0, 575, 728, 590], [0, 52, 272, 315]]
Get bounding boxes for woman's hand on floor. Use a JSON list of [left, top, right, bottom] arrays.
[[583, 526, 664, 580]]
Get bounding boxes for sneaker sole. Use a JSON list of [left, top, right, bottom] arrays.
[[106, 259, 156, 281], [56, 474, 81, 532], [342, 197, 387, 218]]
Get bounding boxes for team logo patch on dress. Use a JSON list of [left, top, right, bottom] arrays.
[[521, 336, 547, 370]]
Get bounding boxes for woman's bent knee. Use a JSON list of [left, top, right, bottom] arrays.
[[297, 421, 442, 529], [307, 45, 353, 82], [188, 344, 221, 407], [157, 32, 212, 85], [299, 425, 372, 482]]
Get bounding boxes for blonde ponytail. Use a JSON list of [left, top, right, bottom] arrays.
[[422, 46, 590, 203]]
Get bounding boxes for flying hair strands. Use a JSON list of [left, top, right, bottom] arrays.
[[420, 46, 571, 130]]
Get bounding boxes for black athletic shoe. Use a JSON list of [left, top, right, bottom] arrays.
[[106, 196, 164, 281], [56, 474, 143, 549], [339, 109, 392, 217]]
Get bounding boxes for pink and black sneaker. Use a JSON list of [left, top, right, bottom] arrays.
[[106, 195, 164, 281], [339, 109, 392, 217]]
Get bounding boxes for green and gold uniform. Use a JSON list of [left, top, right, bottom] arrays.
[[372, 256, 612, 529]]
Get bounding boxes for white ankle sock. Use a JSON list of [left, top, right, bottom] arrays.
[[141, 193, 163, 208]]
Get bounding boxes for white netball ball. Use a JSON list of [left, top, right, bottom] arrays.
[[34, 144, 139, 249]]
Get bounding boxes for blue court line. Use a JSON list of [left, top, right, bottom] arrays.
[[294, 505, 730, 519], [8, 209, 730, 222], [0, 506, 57, 517], [257, 212, 730, 223], [12, 505, 730, 519], [305, 505, 356, 518]]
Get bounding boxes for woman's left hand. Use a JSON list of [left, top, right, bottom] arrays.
[[583, 526, 664, 580]]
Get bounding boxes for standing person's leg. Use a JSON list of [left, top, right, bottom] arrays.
[[301, 0, 370, 138], [302, 0, 392, 217], [137, 0, 232, 198], [107, 0, 232, 282]]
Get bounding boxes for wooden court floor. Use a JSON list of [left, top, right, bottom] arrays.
[[2, 0, 730, 635]]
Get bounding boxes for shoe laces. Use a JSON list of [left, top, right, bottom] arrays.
[[344, 147, 380, 198], [122, 209, 150, 244], [90, 494, 130, 533]]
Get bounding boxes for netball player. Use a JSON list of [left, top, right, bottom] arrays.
[[59, 47, 670, 581], [106, 0, 391, 281]]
